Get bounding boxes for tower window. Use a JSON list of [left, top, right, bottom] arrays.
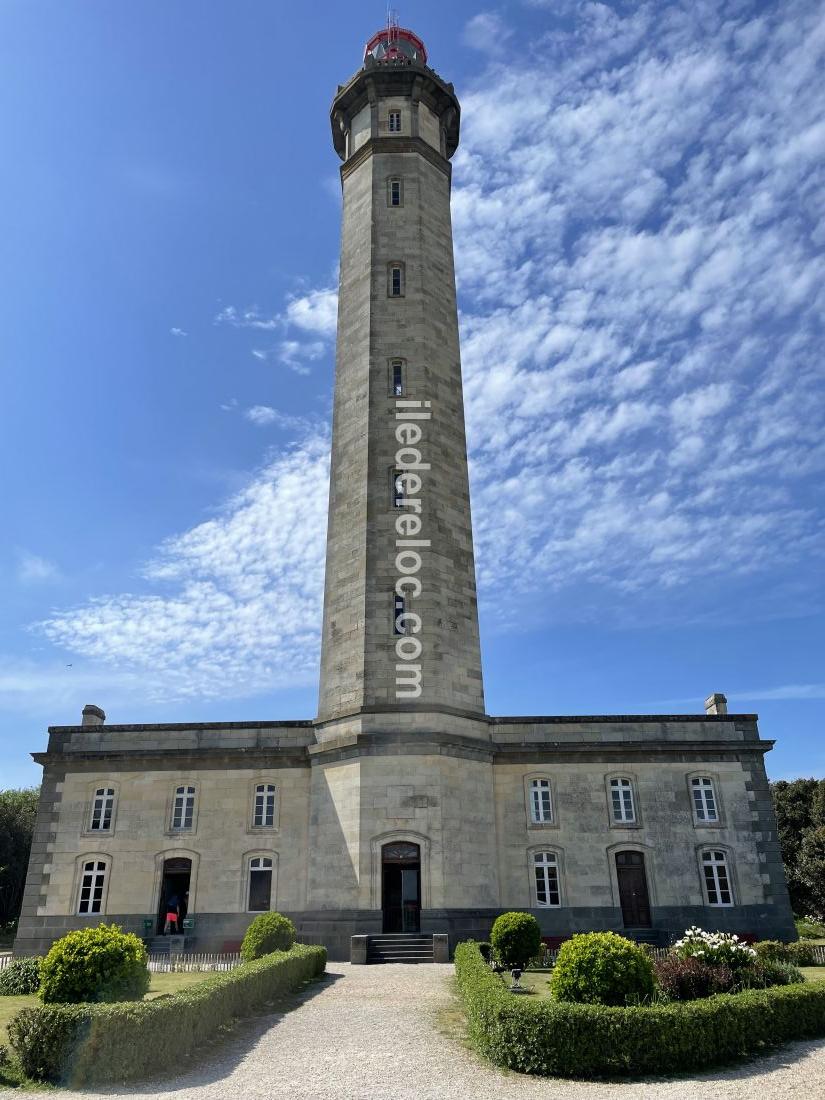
[[692, 777, 719, 822], [390, 359, 404, 395], [77, 859, 107, 915], [533, 851, 561, 907], [529, 778, 553, 824], [393, 593, 406, 634], [391, 469, 405, 507], [89, 787, 115, 831], [253, 784, 276, 828], [171, 785, 196, 830], [388, 110, 401, 133], [610, 778, 636, 823], [388, 264, 405, 297], [248, 856, 273, 912], [702, 849, 733, 906], [388, 178, 403, 207]]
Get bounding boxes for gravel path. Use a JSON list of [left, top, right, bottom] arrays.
[[6, 963, 825, 1099]]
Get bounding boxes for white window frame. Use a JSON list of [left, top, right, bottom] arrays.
[[532, 850, 561, 907], [252, 783, 277, 829], [76, 857, 109, 915], [388, 110, 401, 133], [701, 848, 734, 906], [171, 785, 197, 832], [530, 778, 553, 824], [87, 786, 116, 833], [691, 775, 720, 824], [610, 777, 636, 824]]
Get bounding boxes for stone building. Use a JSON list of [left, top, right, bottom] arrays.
[[15, 26, 794, 961]]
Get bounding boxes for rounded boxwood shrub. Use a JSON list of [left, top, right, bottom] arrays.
[[39, 924, 149, 1004], [241, 911, 296, 961], [490, 912, 541, 968], [550, 931, 655, 1006], [0, 957, 42, 995]]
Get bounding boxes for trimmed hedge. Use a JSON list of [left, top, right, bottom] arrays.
[[0, 957, 42, 995], [8, 943, 326, 1084], [454, 941, 825, 1078], [241, 911, 296, 961]]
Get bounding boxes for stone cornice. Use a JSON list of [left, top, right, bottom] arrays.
[[339, 136, 452, 182]]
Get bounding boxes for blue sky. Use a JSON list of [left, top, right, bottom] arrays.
[[1, 0, 823, 788]]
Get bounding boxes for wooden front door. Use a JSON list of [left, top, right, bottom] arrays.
[[616, 851, 652, 928]]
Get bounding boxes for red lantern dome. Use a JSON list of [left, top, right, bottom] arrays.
[[364, 26, 427, 66]]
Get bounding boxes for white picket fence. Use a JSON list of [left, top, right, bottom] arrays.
[[0, 954, 12, 971], [146, 951, 242, 973]]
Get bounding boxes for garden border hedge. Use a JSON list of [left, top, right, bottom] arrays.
[[454, 941, 825, 1078], [8, 943, 326, 1085]]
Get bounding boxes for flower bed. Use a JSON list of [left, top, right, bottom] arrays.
[[454, 941, 825, 1077], [8, 943, 326, 1084]]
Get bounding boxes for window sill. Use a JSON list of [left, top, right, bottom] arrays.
[[165, 829, 197, 838], [246, 826, 280, 835], [527, 822, 558, 830], [693, 820, 724, 828], [608, 822, 642, 830], [80, 828, 115, 839]]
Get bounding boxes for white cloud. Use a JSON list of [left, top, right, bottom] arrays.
[[216, 288, 337, 374], [18, 552, 60, 584], [244, 405, 310, 431], [463, 12, 513, 56], [170, 327, 188, 337], [285, 288, 338, 337]]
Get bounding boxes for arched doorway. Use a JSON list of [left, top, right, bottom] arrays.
[[156, 856, 191, 934], [615, 851, 652, 927], [381, 842, 420, 933]]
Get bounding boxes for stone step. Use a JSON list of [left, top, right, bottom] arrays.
[[367, 953, 434, 963]]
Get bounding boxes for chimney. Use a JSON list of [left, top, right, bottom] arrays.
[[704, 693, 727, 716], [81, 704, 106, 727]]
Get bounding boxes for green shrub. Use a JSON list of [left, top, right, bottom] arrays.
[[789, 941, 819, 966], [9, 943, 326, 1084], [754, 939, 818, 967], [0, 957, 42, 995], [39, 924, 149, 1004], [654, 956, 735, 1000], [241, 911, 296, 961], [745, 960, 804, 988], [550, 932, 655, 1006], [796, 915, 825, 939], [490, 912, 541, 968], [454, 941, 825, 1078]]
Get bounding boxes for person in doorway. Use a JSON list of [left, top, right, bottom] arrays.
[[164, 893, 179, 935]]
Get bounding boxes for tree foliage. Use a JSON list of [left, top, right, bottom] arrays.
[[798, 826, 825, 920], [0, 787, 39, 926], [770, 778, 825, 917]]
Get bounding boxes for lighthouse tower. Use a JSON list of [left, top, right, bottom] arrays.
[[318, 24, 485, 730]]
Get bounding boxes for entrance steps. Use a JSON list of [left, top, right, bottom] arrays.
[[367, 934, 434, 964], [147, 935, 186, 954], [622, 929, 665, 946]]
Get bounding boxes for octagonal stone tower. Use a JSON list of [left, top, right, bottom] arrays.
[[318, 26, 485, 731]]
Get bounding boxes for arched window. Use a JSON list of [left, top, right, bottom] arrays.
[[529, 778, 553, 824], [77, 858, 108, 914], [533, 851, 561, 907], [701, 849, 733, 906], [89, 787, 115, 831], [691, 776, 719, 823], [248, 856, 273, 912], [610, 778, 636, 824], [171, 786, 196, 831], [253, 784, 276, 828]]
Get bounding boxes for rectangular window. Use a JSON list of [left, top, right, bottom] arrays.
[[610, 778, 636, 823], [248, 857, 273, 912], [90, 787, 114, 831], [389, 179, 402, 206], [172, 785, 196, 830], [534, 852, 560, 906], [390, 265, 403, 297], [253, 784, 276, 828], [692, 777, 718, 822], [391, 359, 404, 396], [702, 850, 733, 905], [530, 778, 552, 824], [394, 593, 406, 635], [388, 110, 401, 133], [392, 469, 405, 507], [78, 859, 107, 914]]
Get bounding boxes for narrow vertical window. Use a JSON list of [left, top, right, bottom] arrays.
[[248, 857, 273, 912], [692, 777, 718, 822], [253, 784, 276, 828], [391, 469, 405, 507], [394, 593, 406, 635], [389, 265, 403, 297], [530, 778, 553, 824], [388, 110, 401, 133], [533, 851, 560, 906], [702, 849, 733, 905], [78, 859, 107, 914], [90, 787, 114, 831], [610, 778, 636, 823], [391, 359, 404, 395], [172, 785, 196, 830], [389, 178, 402, 206]]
